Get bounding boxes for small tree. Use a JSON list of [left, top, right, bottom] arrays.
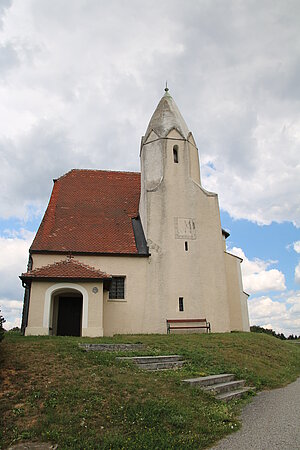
[[0, 309, 5, 342]]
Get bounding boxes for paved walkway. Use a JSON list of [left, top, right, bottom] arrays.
[[210, 377, 300, 450]]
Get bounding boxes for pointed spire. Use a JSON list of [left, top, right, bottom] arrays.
[[144, 87, 189, 139]]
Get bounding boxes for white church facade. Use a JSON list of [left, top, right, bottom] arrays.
[[21, 89, 250, 336]]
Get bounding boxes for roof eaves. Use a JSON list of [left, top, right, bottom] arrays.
[[225, 251, 243, 262], [19, 275, 111, 282], [222, 228, 230, 239], [29, 250, 149, 257]]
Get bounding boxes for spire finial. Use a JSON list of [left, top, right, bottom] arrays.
[[164, 81, 169, 93]]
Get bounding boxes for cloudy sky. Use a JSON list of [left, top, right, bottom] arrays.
[[0, 0, 299, 336]]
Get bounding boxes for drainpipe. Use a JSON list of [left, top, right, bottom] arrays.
[[20, 254, 33, 335], [21, 281, 31, 335]]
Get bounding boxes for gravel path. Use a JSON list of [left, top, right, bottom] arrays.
[[210, 377, 300, 450]]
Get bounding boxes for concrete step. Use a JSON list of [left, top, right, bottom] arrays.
[[203, 379, 246, 394], [182, 373, 255, 402], [137, 361, 185, 371], [216, 386, 254, 402], [79, 343, 144, 352], [117, 355, 185, 371], [117, 355, 183, 364], [183, 373, 235, 387]]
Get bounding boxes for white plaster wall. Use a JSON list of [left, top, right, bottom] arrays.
[[25, 281, 51, 335], [31, 254, 148, 336], [79, 255, 148, 336], [25, 278, 105, 337], [139, 130, 163, 239], [241, 292, 250, 331], [224, 252, 250, 331], [187, 133, 201, 185], [140, 128, 232, 333]]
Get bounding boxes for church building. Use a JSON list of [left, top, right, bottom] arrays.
[[20, 88, 250, 336]]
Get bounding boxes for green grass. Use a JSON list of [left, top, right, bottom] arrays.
[[1, 332, 300, 449]]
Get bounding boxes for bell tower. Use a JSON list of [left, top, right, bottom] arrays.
[[139, 88, 231, 333], [139, 87, 201, 239]]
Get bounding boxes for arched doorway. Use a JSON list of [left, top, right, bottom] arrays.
[[51, 290, 83, 336], [44, 283, 89, 336]]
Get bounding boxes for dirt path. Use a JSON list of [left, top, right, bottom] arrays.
[[210, 377, 300, 450]]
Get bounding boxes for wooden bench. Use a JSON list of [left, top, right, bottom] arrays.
[[166, 319, 211, 334]]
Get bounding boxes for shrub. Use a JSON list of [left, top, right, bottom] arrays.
[[250, 325, 286, 340]]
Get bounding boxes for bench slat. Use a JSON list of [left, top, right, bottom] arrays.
[[168, 326, 209, 329], [167, 319, 207, 323], [166, 318, 211, 334]]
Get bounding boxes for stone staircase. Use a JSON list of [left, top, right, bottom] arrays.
[[117, 355, 185, 371], [183, 373, 254, 401], [116, 357, 254, 400]]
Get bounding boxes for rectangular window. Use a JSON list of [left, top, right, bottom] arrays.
[[109, 277, 125, 299], [185, 241, 188, 251], [179, 297, 184, 312]]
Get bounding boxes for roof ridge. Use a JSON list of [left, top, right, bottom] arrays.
[[22, 259, 63, 275], [62, 168, 141, 176], [67, 258, 110, 275]]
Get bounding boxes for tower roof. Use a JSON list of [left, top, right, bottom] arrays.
[[144, 89, 190, 139]]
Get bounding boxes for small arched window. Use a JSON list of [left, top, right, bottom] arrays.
[[173, 145, 179, 163]]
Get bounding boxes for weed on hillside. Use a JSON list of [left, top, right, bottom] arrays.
[[1, 332, 299, 449]]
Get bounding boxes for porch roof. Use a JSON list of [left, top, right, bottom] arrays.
[[20, 258, 112, 281]]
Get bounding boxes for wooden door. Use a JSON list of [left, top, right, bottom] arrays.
[[57, 297, 82, 336]]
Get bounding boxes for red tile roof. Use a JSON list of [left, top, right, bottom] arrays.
[[20, 258, 112, 280], [30, 169, 142, 254]]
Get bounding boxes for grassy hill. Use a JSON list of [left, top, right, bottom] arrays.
[[1, 332, 300, 449]]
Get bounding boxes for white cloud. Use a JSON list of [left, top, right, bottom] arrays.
[[287, 291, 300, 305], [287, 241, 300, 284], [245, 270, 286, 294], [295, 262, 300, 285], [0, 230, 34, 329], [289, 302, 300, 315], [0, 229, 34, 299], [1, 316, 21, 331], [249, 293, 300, 336], [293, 241, 300, 254], [249, 296, 286, 321], [229, 247, 286, 294], [0, 299, 22, 309], [0, 1, 299, 226], [287, 292, 300, 316], [0, 0, 11, 30], [261, 323, 274, 331], [0, 298, 22, 330]]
